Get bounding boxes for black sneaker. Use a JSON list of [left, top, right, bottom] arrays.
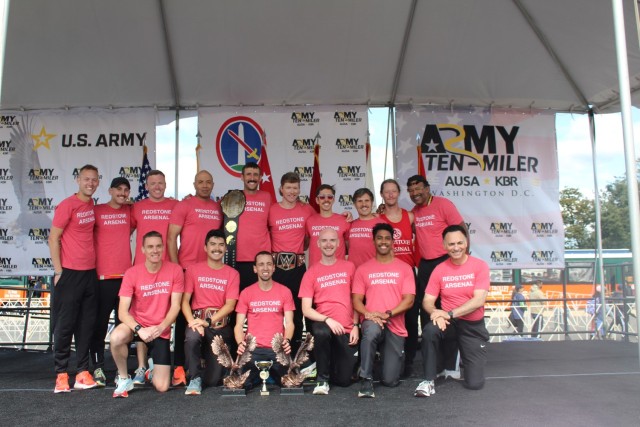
[[358, 378, 375, 398]]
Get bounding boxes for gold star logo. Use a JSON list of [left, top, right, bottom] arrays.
[[32, 126, 56, 150], [484, 177, 491, 185]]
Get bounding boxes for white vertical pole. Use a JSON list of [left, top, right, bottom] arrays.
[[611, 0, 640, 359]]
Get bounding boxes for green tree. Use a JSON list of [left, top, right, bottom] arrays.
[[560, 187, 595, 248], [599, 158, 640, 249]]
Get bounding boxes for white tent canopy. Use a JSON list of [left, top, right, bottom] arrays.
[[2, 0, 640, 112]]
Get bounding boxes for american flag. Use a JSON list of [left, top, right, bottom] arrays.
[[135, 145, 152, 201]]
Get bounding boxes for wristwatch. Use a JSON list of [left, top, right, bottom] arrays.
[[133, 324, 142, 335], [447, 310, 454, 319], [385, 310, 393, 318]]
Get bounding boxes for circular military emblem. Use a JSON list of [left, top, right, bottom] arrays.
[[216, 116, 264, 177]]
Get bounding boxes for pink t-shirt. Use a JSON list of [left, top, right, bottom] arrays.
[[119, 261, 185, 339], [131, 198, 178, 265], [52, 194, 96, 270], [94, 203, 132, 278], [426, 255, 490, 322], [169, 197, 222, 268], [381, 209, 416, 267], [269, 202, 316, 254], [306, 213, 350, 266], [185, 262, 240, 310], [299, 259, 356, 332], [347, 217, 385, 268], [412, 197, 463, 260], [352, 258, 416, 337], [237, 191, 273, 262], [236, 282, 295, 348]]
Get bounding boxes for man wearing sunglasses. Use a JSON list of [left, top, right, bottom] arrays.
[[306, 184, 350, 266]]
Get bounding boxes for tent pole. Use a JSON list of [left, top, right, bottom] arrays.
[[174, 108, 179, 199], [611, 0, 640, 360], [588, 109, 606, 323], [383, 106, 391, 180]]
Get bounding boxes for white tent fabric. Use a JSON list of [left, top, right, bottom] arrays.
[[2, 0, 640, 112]]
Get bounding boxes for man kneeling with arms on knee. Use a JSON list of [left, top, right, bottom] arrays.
[[182, 229, 239, 395], [416, 224, 489, 397], [110, 231, 184, 397]]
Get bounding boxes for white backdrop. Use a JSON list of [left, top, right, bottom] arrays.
[[395, 106, 564, 269], [0, 108, 156, 275], [198, 106, 368, 213]]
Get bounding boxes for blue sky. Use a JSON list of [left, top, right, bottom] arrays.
[[156, 108, 640, 200]]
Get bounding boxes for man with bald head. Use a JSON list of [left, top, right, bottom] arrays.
[[299, 228, 359, 395], [167, 169, 223, 386]]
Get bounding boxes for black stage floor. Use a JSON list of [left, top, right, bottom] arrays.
[[1, 341, 639, 426]]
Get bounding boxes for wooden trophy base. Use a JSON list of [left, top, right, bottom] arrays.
[[280, 386, 304, 396], [222, 387, 246, 397]]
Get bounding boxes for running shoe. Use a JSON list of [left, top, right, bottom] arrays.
[[185, 377, 202, 395], [172, 365, 187, 387], [93, 368, 107, 387], [357, 378, 375, 398], [145, 358, 154, 382], [113, 376, 134, 398], [313, 381, 330, 395], [133, 367, 147, 385], [414, 380, 435, 397], [73, 370, 98, 390], [301, 362, 317, 380], [437, 369, 462, 380], [54, 373, 70, 394]]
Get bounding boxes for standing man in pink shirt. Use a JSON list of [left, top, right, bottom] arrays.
[[131, 170, 177, 265], [408, 174, 467, 378], [110, 231, 184, 398], [353, 223, 415, 398], [379, 178, 417, 376], [167, 169, 222, 387], [130, 169, 177, 385], [268, 172, 316, 353], [415, 224, 489, 397], [89, 177, 133, 387], [235, 162, 273, 290], [306, 184, 350, 266], [48, 164, 100, 393], [300, 228, 359, 395], [347, 188, 385, 268]]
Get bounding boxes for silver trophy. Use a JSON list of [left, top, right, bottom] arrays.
[[255, 360, 274, 396]]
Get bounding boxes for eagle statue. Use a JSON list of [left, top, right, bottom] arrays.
[[211, 333, 256, 389], [271, 333, 314, 388]]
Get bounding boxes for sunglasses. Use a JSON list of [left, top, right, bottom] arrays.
[[317, 194, 335, 200]]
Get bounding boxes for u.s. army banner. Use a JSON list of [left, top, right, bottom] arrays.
[[0, 108, 155, 276], [395, 106, 564, 269]]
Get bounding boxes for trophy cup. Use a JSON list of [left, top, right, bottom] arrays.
[[220, 190, 246, 268], [255, 360, 274, 396]]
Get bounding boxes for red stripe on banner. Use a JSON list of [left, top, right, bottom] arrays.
[[309, 143, 322, 212], [417, 145, 427, 179], [258, 135, 277, 202]]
